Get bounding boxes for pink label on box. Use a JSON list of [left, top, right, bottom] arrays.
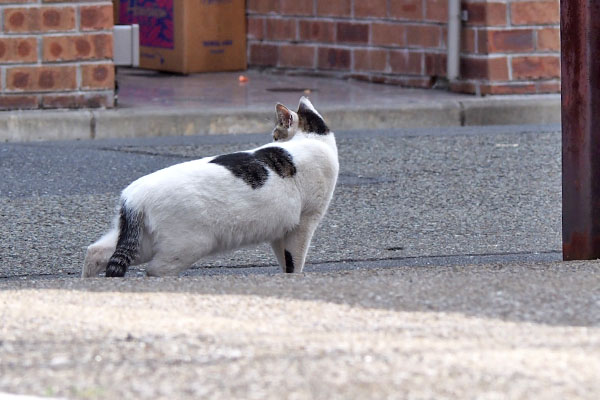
[[120, 0, 174, 49]]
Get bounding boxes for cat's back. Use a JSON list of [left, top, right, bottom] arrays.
[[121, 157, 227, 200]]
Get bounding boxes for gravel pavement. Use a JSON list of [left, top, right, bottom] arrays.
[[2, 124, 597, 399], [1, 263, 599, 399]]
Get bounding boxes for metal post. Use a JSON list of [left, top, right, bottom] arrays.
[[446, 0, 461, 81], [561, 0, 600, 260]]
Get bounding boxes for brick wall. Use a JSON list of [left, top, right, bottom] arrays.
[[247, 0, 449, 88], [247, 0, 560, 95], [455, 0, 560, 94], [0, 0, 114, 110]]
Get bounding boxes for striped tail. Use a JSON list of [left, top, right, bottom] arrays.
[[105, 204, 142, 277]]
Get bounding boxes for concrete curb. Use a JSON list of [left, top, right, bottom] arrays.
[[0, 110, 93, 142], [461, 96, 562, 126], [0, 95, 561, 142]]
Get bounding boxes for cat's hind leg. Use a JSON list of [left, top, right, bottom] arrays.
[[275, 213, 323, 273], [144, 239, 206, 277], [144, 254, 196, 277], [82, 229, 118, 278]]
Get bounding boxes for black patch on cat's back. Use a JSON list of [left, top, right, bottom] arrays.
[[255, 147, 296, 178], [210, 147, 296, 189], [284, 250, 295, 273], [298, 103, 329, 135], [210, 152, 268, 189]]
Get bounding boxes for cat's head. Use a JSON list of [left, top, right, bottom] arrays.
[[273, 97, 330, 142]]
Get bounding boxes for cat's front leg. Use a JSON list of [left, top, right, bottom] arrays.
[[274, 213, 323, 273], [270, 238, 287, 271]]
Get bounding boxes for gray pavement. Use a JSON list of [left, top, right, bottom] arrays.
[[1, 124, 562, 279], [0, 68, 561, 142], [2, 123, 599, 399]]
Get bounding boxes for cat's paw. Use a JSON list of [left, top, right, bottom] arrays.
[[105, 263, 127, 277]]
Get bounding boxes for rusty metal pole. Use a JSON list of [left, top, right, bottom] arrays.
[[561, 0, 600, 260]]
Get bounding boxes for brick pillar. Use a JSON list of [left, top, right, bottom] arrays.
[[452, 0, 560, 95], [0, 0, 114, 110]]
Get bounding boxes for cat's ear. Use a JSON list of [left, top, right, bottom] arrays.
[[297, 96, 329, 134], [276, 103, 294, 129], [297, 96, 323, 119]]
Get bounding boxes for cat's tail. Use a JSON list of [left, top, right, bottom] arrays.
[[105, 202, 143, 277]]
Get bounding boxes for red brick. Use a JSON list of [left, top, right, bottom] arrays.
[[318, 47, 351, 70], [388, 0, 423, 20], [7, 65, 77, 91], [42, 93, 113, 109], [317, 0, 351, 16], [353, 49, 387, 72], [249, 43, 278, 66], [4, 6, 76, 33], [537, 81, 560, 93], [42, 94, 82, 108], [425, 52, 446, 76], [537, 28, 560, 51], [406, 25, 441, 48], [80, 4, 113, 31], [280, 0, 313, 15], [43, 33, 113, 62], [479, 29, 534, 53], [299, 20, 335, 42], [511, 1, 559, 25], [350, 73, 384, 84], [480, 83, 537, 95], [279, 44, 315, 68], [336, 22, 369, 44], [0, 95, 38, 110], [450, 80, 478, 94], [464, 2, 507, 26], [0, 0, 36, 3], [247, 16, 265, 40], [81, 63, 114, 89], [41, 6, 75, 31], [247, 0, 280, 14], [512, 56, 560, 79], [265, 18, 296, 40], [0, 37, 37, 63], [389, 50, 422, 74], [461, 28, 476, 53], [371, 23, 405, 46], [4, 7, 41, 32], [426, 0, 448, 22], [461, 56, 509, 80], [385, 75, 434, 88], [354, 0, 387, 18]]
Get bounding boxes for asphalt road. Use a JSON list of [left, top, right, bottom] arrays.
[[1, 124, 561, 279], [4, 124, 596, 400]]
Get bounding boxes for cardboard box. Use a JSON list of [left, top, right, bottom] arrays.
[[118, 0, 246, 74]]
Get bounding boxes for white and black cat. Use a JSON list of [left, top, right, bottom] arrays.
[[82, 97, 339, 277]]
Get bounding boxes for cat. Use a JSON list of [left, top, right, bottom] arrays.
[[82, 97, 339, 277]]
